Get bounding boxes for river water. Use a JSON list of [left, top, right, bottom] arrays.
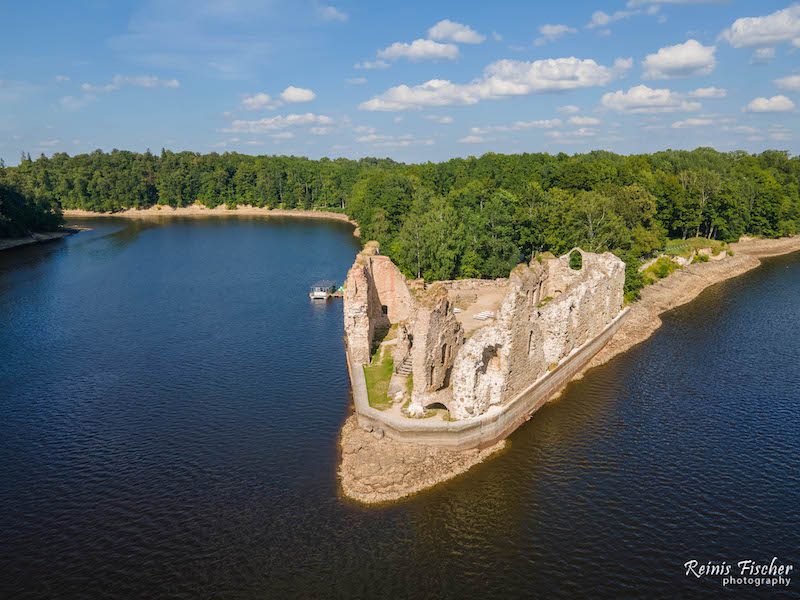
[[1, 218, 798, 599]]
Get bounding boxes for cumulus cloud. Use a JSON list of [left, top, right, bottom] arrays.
[[428, 19, 485, 44], [601, 85, 702, 113], [569, 115, 601, 125], [534, 24, 577, 46], [587, 9, 637, 29], [280, 86, 316, 103], [557, 104, 581, 114], [671, 117, 713, 128], [474, 119, 563, 134], [628, 0, 727, 5], [38, 139, 60, 147], [309, 127, 333, 135], [81, 75, 180, 92], [642, 39, 716, 79], [378, 39, 460, 61], [721, 5, 800, 48], [360, 56, 631, 111], [55, 75, 70, 83], [354, 60, 390, 70], [225, 113, 333, 133], [354, 125, 376, 134], [545, 128, 598, 141], [774, 74, 800, 91], [687, 86, 726, 98], [750, 47, 776, 64], [241, 92, 280, 110], [316, 4, 348, 22], [744, 95, 795, 112], [459, 135, 486, 143], [423, 114, 454, 124], [346, 77, 367, 85]]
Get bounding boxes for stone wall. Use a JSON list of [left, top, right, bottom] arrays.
[[344, 242, 625, 423]]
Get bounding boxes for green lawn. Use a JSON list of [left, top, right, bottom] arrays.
[[363, 348, 394, 410], [663, 237, 727, 259]]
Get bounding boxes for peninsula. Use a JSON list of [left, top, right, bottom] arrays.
[[339, 234, 800, 503]]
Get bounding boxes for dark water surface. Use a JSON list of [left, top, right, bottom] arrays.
[[1, 218, 798, 599]]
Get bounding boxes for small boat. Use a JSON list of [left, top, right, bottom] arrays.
[[309, 280, 337, 299]]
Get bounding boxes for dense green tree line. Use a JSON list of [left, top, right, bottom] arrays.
[[2, 147, 799, 299], [0, 159, 63, 236]]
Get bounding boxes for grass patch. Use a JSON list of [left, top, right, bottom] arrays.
[[537, 296, 554, 308], [643, 256, 680, 284], [363, 347, 394, 410], [664, 237, 727, 259], [691, 253, 709, 264]]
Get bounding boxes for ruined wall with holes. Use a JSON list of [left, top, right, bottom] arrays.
[[344, 242, 625, 422]]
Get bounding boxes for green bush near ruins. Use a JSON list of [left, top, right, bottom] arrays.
[[644, 257, 681, 283]]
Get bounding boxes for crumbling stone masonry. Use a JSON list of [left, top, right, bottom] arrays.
[[343, 243, 625, 422]]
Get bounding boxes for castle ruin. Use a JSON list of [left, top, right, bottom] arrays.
[[343, 242, 626, 446]]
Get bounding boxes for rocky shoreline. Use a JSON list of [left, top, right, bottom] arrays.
[[62, 206, 360, 236], [0, 228, 80, 252], [339, 235, 800, 504]]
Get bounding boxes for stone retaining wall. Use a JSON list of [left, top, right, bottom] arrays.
[[350, 307, 630, 450]]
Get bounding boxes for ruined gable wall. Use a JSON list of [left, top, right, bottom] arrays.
[[408, 283, 464, 413], [343, 256, 390, 365], [369, 255, 414, 324], [449, 250, 625, 420]]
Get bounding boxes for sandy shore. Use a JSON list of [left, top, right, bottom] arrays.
[[62, 205, 360, 236], [0, 229, 80, 252], [340, 234, 800, 504]]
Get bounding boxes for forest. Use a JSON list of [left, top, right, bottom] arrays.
[[2, 146, 799, 300]]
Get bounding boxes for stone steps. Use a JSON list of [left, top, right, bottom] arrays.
[[395, 355, 413, 376]]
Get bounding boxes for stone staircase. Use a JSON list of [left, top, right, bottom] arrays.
[[395, 354, 413, 377]]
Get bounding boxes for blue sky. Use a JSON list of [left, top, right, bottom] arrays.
[[1, 0, 799, 165]]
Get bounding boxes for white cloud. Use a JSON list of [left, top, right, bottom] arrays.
[[428, 19, 485, 44], [476, 118, 563, 133], [750, 47, 776, 64], [81, 75, 180, 93], [59, 94, 96, 110], [721, 5, 800, 48], [587, 9, 637, 29], [546, 128, 598, 140], [492, 31, 503, 41], [271, 132, 295, 139], [225, 113, 334, 133], [346, 77, 367, 85], [601, 85, 702, 113], [557, 104, 581, 114], [423, 114, 454, 124], [317, 4, 348, 22], [459, 135, 486, 143], [687, 86, 726, 98], [55, 75, 70, 83], [354, 125, 376, 134], [722, 124, 759, 135], [241, 92, 280, 110], [569, 115, 601, 125], [39, 139, 60, 147], [361, 56, 631, 111], [356, 132, 433, 147], [744, 95, 795, 112], [310, 127, 333, 135], [354, 60, 390, 70], [642, 39, 716, 79], [534, 24, 577, 46], [378, 39, 460, 61], [671, 118, 713, 128], [281, 86, 316, 103], [774, 74, 800, 91]]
